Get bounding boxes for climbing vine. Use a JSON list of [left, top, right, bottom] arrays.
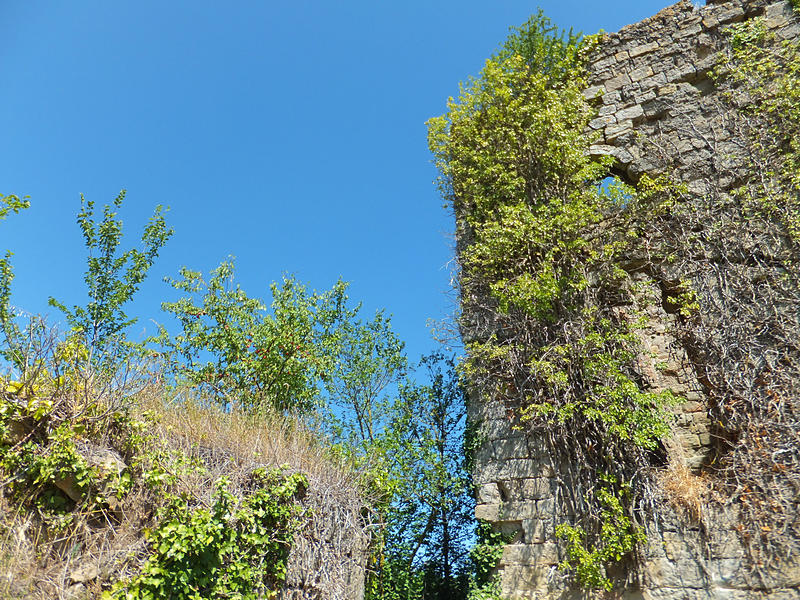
[[428, 12, 680, 590], [720, 16, 800, 243], [663, 13, 800, 564], [466, 521, 509, 600], [555, 475, 644, 591], [109, 469, 307, 600]]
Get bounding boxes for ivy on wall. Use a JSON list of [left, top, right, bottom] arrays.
[[427, 12, 680, 590], [431, 3, 800, 590]]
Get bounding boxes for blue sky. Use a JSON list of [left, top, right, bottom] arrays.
[[1, 0, 673, 364]]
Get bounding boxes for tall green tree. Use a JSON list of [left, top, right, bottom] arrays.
[[363, 353, 473, 600], [0, 193, 31, 366], [49, 190, 173, 362], [157, 260, 356, 413], [323, 310, 407, 445]]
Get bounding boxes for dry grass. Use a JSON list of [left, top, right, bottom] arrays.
[[138, 386, 374, 599], [659, 462, 710, 523], [0, 378, 372, 600], [137, 386, 361, 497]]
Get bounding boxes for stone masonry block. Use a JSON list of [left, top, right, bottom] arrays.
[[605, 73, 632, 91], [481, 418, 513, 441], [601, 90, 621, 105], [593, 56, 617, 71], [643, 557, 707, 589], [640, 71, 668, 91], [496, 458, 542, 480], [500, 542, 560, 567], [628, 41, 659, 58], [499, 565, 552, 595], [617, 104, 645, 121], [605, 120, 634, 140], [477, 482, 502, 504], [673, 24, 702, 40], [635, 89, 657, 104], [520, 477, 551, 500], [583, 85, 604, 100], [493, 436, 530, 460], [498, 501, 539, 521], [472, 443, 494, 469], [536, 497, 557, 514], [630, 65, 655, 82], [597, 103, 617, 116], [475, 503, 500, 522], [589, 114, 617, 130], [521, 518, 551, 544]]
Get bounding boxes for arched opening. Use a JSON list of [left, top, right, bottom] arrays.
[[597, 173, 634, 208]]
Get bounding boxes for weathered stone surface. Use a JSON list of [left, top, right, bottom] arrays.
[[467, 1, 800, 599], [54, 443, 127, 502], [69, 563, 99, 584]]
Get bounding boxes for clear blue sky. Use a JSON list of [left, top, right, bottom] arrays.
[[1, 0, 673, 363]]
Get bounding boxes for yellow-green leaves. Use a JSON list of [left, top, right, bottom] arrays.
[[720, 18, 800, 243], [428, 10, 684, 592], [0, 194, 30, 365], [109, 469, 307, 600], [0, 194, 30, 221], [556, 477, 645, 591]]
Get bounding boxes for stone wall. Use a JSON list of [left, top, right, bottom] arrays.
[[468, 1, 800, 598]]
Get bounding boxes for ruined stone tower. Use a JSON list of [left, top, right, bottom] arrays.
[[463, 1, 800, 598]]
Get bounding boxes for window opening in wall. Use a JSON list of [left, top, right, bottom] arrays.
[[598, 174, 633, 208]]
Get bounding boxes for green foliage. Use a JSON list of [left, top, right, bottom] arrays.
[[719, 18, 800, 242], [428, 10, 680, 591], [728, 17, 767, 52], [0, 372, 135, 530], [352, 353, 473, 600], [0, 193, 30, 221], [1, 352, 309, 600], [513, 311, 678, 451], [323, 309, 407, 445], [555, 476, 644, 591], [0, 193, 30, 363], [110, 469, 307, 600], [154, 260, 474, 598], [49, 190, 173, 360], [369, 354, 473, 599], [157, 260, 355, 413], [495, 10, 583, 84], [466, 521, 507, 600], [671, 279, 700, 319]]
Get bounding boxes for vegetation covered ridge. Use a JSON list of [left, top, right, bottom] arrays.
[[0, 187, 479, 598]]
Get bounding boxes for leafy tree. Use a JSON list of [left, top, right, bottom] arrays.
[[49, 190, 172, 361], [363, 354, 473, 600], [495, 9, 582, 84], [157, 260, 355, 413], [324, 310, 407, 445], [0, 193, 31, 366]]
